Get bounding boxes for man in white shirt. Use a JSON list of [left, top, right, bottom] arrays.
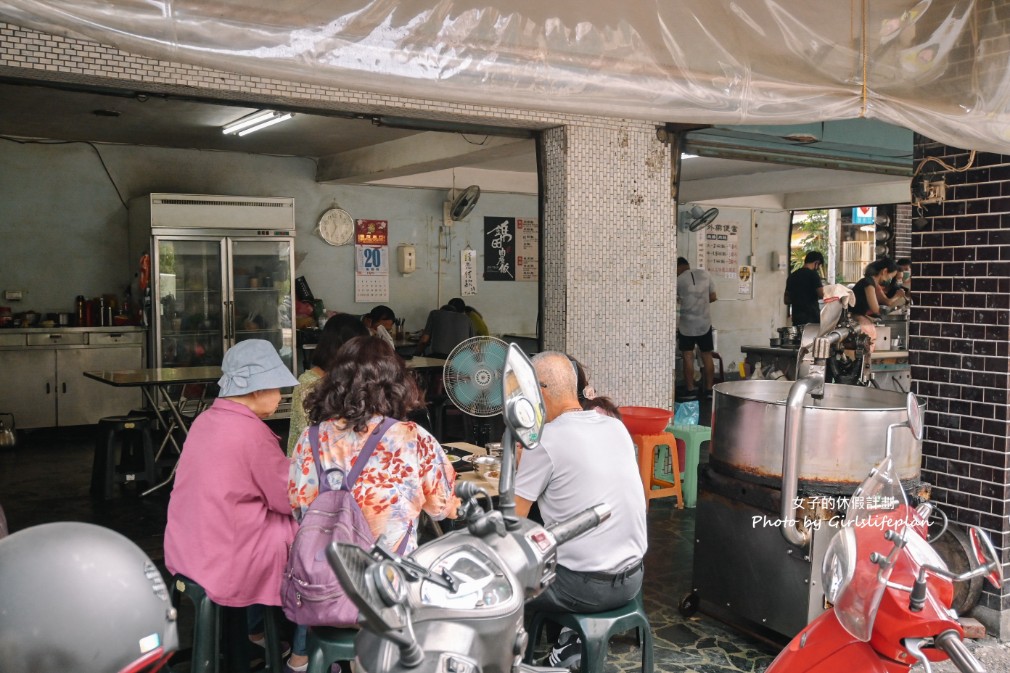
[[514, 352, 648, 670], [676, 257, 717, 398]]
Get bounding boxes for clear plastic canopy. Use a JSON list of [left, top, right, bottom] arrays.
[[2, 0, 1008, 152]]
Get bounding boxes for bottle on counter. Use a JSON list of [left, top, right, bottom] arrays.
[[75, 296, 86, 327]]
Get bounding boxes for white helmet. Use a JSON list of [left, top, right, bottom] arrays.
[[0, 522, 179, 673]]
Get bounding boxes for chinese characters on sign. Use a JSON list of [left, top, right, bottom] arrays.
[[354, 219, 389, 302], [699, 222, 739, 277], [516, 218, 539, 282], [461, 248, 477, 296], [484, 217, 539, 281], [484, 217, 515, 281]]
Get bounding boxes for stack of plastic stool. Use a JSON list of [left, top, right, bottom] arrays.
[[524, 590, 653, 673], [90, 415, 156, 499], [669, 424, 711, 508], [631, 432, 684, 509]]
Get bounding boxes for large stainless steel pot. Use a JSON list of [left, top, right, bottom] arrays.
[[711, 380, 922, 491]]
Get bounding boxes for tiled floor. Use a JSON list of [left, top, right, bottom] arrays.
[[0, 422, 779, 672]]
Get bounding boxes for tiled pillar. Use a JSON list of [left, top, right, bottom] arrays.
[[912, 135, 1010, 635], [539, 124, 676, 408]]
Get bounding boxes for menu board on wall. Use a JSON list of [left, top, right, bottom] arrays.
[[516, 218, 539, 282], [484, 216, 538, 281], [484, 217, 516, 281], [699, 222, 739, 278]]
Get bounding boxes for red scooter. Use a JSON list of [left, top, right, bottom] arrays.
[[767, 440, 1003, 673]]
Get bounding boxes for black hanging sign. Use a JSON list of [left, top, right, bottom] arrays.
[[483, 217, 516, 281]]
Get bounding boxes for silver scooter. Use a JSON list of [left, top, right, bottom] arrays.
[[327, 344, 611, 673]]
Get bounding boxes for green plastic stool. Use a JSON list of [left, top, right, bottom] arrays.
[[307, 626, 356, 673], [669, 424, 711, 508], [170, 574, 284, 673], [525, 591, 653, 673]]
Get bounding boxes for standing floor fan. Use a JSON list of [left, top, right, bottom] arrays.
[[442, 337, 510, 445]]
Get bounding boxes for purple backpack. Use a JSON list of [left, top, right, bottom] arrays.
[[281, 417, 402, 627]]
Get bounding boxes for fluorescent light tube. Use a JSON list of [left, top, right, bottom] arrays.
[[222, 110, 280, 135], [237, 112, 294, 136]]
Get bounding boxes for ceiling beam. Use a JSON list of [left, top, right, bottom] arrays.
[[316, 132, 532, 184], [681, 166, 908, 207]]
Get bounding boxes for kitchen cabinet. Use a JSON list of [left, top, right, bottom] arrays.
[[0, 328, 145, 429]]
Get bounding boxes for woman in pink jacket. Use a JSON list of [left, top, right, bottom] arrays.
[[164, 340, 299, 664]]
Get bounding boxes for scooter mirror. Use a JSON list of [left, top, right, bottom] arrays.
[[501, 344, 546, 451], [969, 526, 1004, 590]]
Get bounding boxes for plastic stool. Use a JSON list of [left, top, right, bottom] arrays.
[[631, 433, 684, 510], [525, 591, 653, 673], [669, 424, 711, 508], [170, 574, 284, 673], [307, 626, 356, 673], [90, 415, 156, 499]]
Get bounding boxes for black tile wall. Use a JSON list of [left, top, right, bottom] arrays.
[[913, 134, 1010, 609]]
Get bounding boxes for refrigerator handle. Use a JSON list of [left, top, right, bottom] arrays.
[[225, 300, 234, 340]]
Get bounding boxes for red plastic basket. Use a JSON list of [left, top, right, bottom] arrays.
[[618, 406, 673, 436]]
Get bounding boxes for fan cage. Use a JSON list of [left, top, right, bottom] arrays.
[[442, 336, 509, 417]]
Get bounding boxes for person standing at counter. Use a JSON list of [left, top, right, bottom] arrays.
[[886, 257, 912, 304], [850, 259, 898, 352], [783, 251, 825, 326], [676, 257, 717, 398]]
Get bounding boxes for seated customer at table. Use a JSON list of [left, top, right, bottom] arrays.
[[363, 305, 397, 349], [286, 313, 368, 456], [164, 340, 300, 665], [415, 304, 475, 357], [570, 355, 622, 419], [290, 335, 459, 554], [447, 297, 490, 336], [514, 351, 647, 671]]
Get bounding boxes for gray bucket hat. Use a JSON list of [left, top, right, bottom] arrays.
[[218, 339, 298, 397]]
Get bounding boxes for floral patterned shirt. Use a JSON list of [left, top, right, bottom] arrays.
[[289, 416, 458, 553]]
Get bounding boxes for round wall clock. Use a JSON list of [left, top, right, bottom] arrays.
[[318, 208, 354, 246]]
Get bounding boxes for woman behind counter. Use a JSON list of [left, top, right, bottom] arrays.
[[850, 259, 900, 351], [286, 313, 368, 456]]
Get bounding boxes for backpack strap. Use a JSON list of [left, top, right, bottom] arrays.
[[311, 417, 410, 552], [309, 417, 396, 493], [308, 424, 327, 492], [343, 416, 398, 491]]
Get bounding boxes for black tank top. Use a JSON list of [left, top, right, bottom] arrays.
[[850, 277, 878, 317]]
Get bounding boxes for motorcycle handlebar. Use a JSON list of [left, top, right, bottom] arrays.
[[547, 504, 612, 546], [934, 630, 985, 673]]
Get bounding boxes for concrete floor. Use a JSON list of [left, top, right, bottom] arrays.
[[1, 420, 1005, 672]]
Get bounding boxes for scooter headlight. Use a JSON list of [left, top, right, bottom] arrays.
[[822, 526, 857, 605]]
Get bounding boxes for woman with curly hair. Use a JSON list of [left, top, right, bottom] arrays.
[[285, 336, 457, 671], [288, 335, 458, 550]]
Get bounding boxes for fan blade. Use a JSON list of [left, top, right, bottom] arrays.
[[455, 347, 480, 369], [450, 379, 481, 409]]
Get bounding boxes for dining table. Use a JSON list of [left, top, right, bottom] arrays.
[[443, 441, 500, 498], [84, 366, 222, 494]]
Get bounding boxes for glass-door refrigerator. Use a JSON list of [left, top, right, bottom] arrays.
[[128, 194, 297, 376], [153, 236, 295, 373]]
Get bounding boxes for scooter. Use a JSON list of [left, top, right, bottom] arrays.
[[326, 343, 611, 673], [767, 394, 1004, 673]]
